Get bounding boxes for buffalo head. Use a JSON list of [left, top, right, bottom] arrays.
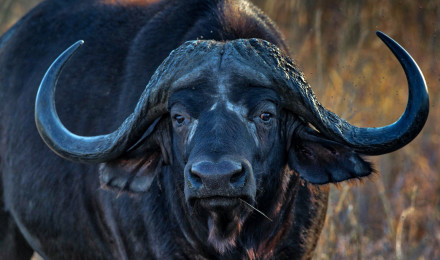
[[35, 32, 428, 253]]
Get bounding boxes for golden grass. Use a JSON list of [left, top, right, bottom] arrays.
[[2, 0, 440, 259]]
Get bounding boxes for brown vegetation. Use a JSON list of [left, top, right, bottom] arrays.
[[1, 0, 439, 259]]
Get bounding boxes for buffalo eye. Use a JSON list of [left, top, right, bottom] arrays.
[[170, 103, 191, 128], [252, 101, 277, 125], [260, 112, 272, 122], [173, 114, 186, 125]]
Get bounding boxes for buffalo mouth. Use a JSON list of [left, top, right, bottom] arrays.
[[191, 196, 251, 253], [199, 196, 241, 210]]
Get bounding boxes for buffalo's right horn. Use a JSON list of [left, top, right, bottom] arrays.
[[35, 41, 168, 163], [35, 40, 218, 163]]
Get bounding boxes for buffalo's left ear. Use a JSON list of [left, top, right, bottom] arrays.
[[288, 127, 374, 184], [99, 118, 172, 193]]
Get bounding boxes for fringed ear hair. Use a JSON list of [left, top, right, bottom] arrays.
[[288, 127, 374, 185]]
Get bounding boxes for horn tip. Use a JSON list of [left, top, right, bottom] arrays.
[[375, 31, 389, 41]]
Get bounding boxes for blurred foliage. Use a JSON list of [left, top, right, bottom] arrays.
[[0, 0, 40, 32], [1, 0, 439, 259]]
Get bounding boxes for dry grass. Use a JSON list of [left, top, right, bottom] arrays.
[[2, 0, 440, 259]]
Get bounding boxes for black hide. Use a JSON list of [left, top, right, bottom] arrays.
[[0, 0, 385, 259]]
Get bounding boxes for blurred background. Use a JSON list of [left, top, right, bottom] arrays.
[[1, 0, 439, 259]]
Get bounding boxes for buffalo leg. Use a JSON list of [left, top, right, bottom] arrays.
[[0, 182, 34, 260]]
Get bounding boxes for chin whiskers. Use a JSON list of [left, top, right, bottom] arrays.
[[239, 198, 272, 222]]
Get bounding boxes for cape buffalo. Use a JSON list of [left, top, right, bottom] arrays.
[[0, 0, 429, 259]]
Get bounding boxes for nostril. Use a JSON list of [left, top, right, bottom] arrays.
[[188, 166, 203, 189], [230, 168, 246, 186], [190, 171, 203, 185]]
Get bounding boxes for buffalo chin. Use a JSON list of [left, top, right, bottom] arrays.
[[197, 197, 246, 253]]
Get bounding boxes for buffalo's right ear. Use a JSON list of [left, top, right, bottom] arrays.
[[99, 118, 172, 193], [99, 153, 162, 193], [288, 126, 374, 185]]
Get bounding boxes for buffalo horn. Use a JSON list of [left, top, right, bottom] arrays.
[[35, 41, 168, 163], [293, 31, 429, 155]]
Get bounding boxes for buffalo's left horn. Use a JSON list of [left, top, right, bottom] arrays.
[[293, 31, 429, 155], [35, 41, 167, 163]]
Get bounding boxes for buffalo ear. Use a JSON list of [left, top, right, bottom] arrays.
[[288, 127, 374, 184], [99, 153, 162, 193], [99, 118, 172, 193]]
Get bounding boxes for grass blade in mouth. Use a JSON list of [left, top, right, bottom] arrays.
[[239, 198, 273, 222]]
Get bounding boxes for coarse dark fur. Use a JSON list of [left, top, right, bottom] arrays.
[[0, 0, 375, 259]]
